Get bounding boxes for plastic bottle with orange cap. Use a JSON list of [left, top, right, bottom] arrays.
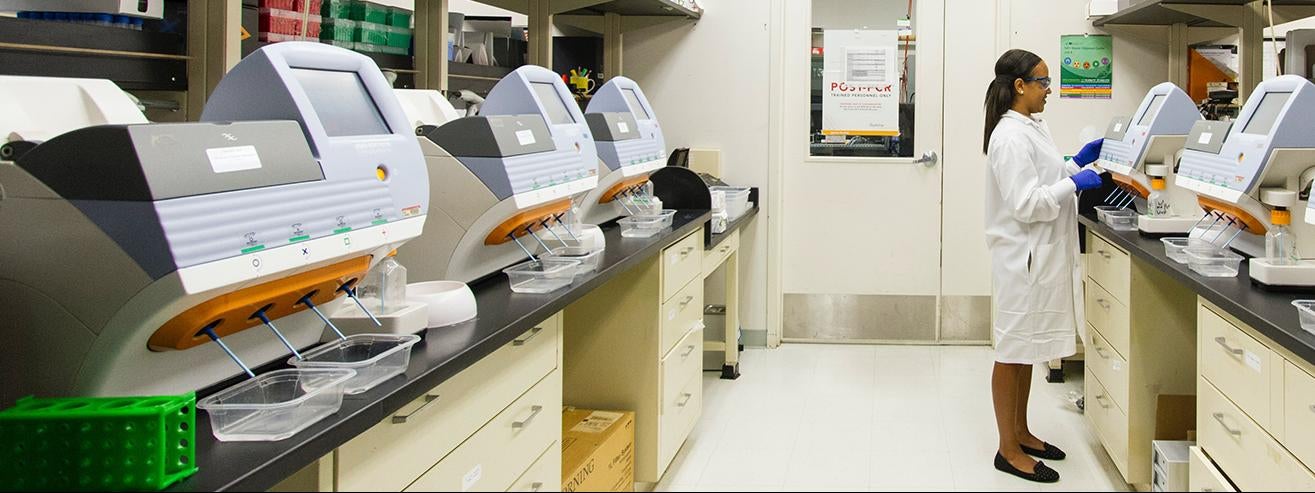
[[1266, 208, 1301, 266]]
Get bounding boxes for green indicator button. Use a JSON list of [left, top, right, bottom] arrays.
[[334, 227, 353, 234], [371, 219, 388, 226], [241, 244, 266, 254], [289, 235, 311, 243]]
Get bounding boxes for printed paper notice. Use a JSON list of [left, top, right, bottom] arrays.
[[1245, 351, 1263, 372], [1060, 34, 1113, 99], [571, 411, 624, 434], [462, 464, 482, 491], [206, 146, 263, 174], [821, 30, 900, 137], [1199, 132, 1213, 145], [516, 129, 536, 146], [618, 121, 630, 134]]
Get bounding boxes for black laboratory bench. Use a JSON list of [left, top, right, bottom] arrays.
[[1079, 214, 1315, 368], [170, 209, 715, 492]]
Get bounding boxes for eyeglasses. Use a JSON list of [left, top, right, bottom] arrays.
[[1022, 76, 1052, 90]]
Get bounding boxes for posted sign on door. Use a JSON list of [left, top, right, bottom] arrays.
[[822, 30, 900, 137]]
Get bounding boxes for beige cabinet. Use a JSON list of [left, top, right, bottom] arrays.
[[336, 313, 564, 492], [1082, 231, 1197, 487], [1189, 446, 1236, 492], [564, 227, 706, 485]]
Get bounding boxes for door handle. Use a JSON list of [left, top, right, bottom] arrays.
[[513, 327, 544, 347], [1212, 412, 1242, 437], [913, 150, 939, 168], [392, 393, 441, 424], [512, 405, 545, 429], [1214, 337, 1244, 357]]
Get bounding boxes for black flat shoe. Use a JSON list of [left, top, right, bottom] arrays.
[[1022, 442, 1066, 461], [994, 452, 1060, 484]]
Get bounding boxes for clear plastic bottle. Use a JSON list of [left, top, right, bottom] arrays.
[[359, 253, 408, 314], [1146, 177, 1173, 217], [1266, 209, 1301, 265]]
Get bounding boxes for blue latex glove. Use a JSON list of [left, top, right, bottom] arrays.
[[1070, 169, 1103, 191], [1073, 138, 1104, 166]]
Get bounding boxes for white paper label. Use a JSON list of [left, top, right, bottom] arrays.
[[462, 464, 482, 491], [1114, 123, 1123, 132], [1245, 351, 1263, 372], [1112, 361, 1123, 372], [617, 121, 630, 134], [1199, 132, 1213, 145], [515, 129, 536, 146], [206, 146, 262, 174], [570, 411, 624, 434]]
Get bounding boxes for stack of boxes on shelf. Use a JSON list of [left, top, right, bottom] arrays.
[[258, 0, 413, 56], [321, 0, 413, 56]]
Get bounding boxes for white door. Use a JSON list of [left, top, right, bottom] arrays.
[[777, 0, 981, 343]]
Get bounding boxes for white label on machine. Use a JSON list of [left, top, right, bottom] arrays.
[[1198, 132, 1213, 145], [618, 121, 630, 134], [1114, 123, 1123, 132], [571, 411, 624, 434], [516, 129, 536, 146], [206, 146, 263, 174], [1245, 351, 1263, 372], [462, 464, 482, 491]]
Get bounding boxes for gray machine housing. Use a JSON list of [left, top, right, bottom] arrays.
[[577, 76, 669, 225]]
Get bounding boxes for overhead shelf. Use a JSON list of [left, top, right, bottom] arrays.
[[1094, 0, 1315, 27], [560, 0, 702, 18]]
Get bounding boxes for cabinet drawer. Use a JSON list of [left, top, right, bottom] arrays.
[[662, 327, 704, 410], [661, 280, 703, 357], [1086, 369, 1130, 478], [1284, 361, 1315, 467], [1198, 377, 1315, 492], [1199, 305, 1275, 430], [662, 230, 703, 302], [405, 371, 563, 492], [505, 441, 561, 492], [1086, 324, 1130, 414], [339, 316, 561, 492], [702, 230, 739, 277], [1189, 446, 1236, 492], [1084, 280, 1130, 359], [1087, 233, 1130, 303], [657, 370, 703, 476]]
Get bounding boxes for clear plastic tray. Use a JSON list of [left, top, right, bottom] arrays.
[[1293, 300, 1315, 335], [1185, 246, 1244, 278], [196, 368, 354, 441], [1100, 208, 1138, 231], [1162, 237, 1210, 264], [1094, 205, 1123, 222], [710, 186, 751, 220], [290, 334, 419, 395], [619, 213, 670, 238], [543, 246, 604, 276], [503, 258, 581, 293]]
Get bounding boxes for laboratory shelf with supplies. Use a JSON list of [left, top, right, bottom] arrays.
[[1093, 0, 1315, 27], [163, 210, 714, 492]]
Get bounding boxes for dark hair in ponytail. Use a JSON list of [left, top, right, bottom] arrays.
[[983, 49, 1043, 154]]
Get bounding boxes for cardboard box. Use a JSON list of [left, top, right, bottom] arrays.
[[1155, 394, 1196, 441], [562, 407, 635, 492]]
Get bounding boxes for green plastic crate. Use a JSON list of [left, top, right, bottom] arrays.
[[349, 1, 388, 24], [320, 17, 357, 41], [385, 25, 412, 49], [387, 7, 411, 28], [0, 394, 199, 491], [353, 23, 389, 45], [321, 0, 352, 18]]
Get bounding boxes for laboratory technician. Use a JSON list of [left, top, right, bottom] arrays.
[[982, 48, 1104, 484]]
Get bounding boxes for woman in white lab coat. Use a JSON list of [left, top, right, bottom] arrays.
[[982, 49, 1104, 484]]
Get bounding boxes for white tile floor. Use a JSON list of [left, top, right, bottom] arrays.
[[654, 344, 1130, 492]]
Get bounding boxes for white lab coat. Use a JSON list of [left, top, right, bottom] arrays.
[[984, 110, 1085, 365]]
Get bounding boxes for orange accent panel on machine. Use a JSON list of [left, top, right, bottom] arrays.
[[1111, 173, 1150, 199], [484, 199, 573, 245], [1197, 196, 1268, 235], [148, 256, 373, 351], [599, 175, 652, 204]]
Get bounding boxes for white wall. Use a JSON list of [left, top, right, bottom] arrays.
[[624, 0, 773, 339]]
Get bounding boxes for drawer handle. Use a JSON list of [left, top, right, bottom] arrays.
[[1094, 394, 1111, 409], [1096, 249, 1112, 259], [679, 296, 695, 308], [680, 246, 695, 257], [1095, 346, 1110, 359], [1214, 337, 1244, 357], [1309, 404, 1315, 414], [513, 405, 545, 429], [392, 393, 441, 424], [529, 482, 543, 492], [1096, 299, 1111, 310], [677, 393, 693, 408], [1212, 412, 1242, 437], [719, 246, 730, 254], [681, 344, 696, 358], [513, 327, 544, 347]]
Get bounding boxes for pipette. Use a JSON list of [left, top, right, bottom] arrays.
[[528, 227, 553, 252], [509, 232, 538, 262], [1223, 224, 1249, 248], [543, 218, 569, 245], [299, 295, 348, 341], [201, 326, 255, 378], [254, 310, 303, 360], [1210, 218, 1237, 242], [338, 283, 383, 327]]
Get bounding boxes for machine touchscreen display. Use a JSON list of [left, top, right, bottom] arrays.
[[291, 68, 391, 137]]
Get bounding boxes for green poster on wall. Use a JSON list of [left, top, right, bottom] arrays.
[[1060, 34, 1112, 99]]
